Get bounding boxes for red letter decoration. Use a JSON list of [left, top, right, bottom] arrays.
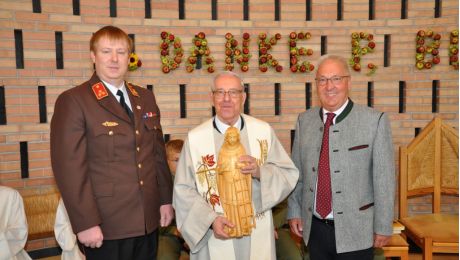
[[289, 31, 315, 73], [160, 31, 183, 74], [349, 32, 377, 76], [186, 32, 215, 73], [449, 29, 459, 70], [259, 33, 283, 72], [224, 33, 251, 72], [415, 30, 441, 70]]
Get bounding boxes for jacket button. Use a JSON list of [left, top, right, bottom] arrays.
[[138, 163, 142, 168], [136, 147, 140, 152], [108, 131, 113, 136], [308, 207, 312, 212], [139, 180, 144, 186], [136, 105, 141, 110], [312, 167, 315, 172], [135, 130, 139, 135], [309, 187, 314, 192]]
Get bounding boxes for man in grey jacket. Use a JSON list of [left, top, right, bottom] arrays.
[[287, 54, 395, 260]]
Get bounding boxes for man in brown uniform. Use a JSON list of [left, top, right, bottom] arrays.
[[50, 26, 173, 260]]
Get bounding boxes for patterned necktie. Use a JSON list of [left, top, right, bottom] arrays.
[[316, 112, 335, 218], [116, 90, 133, 118]]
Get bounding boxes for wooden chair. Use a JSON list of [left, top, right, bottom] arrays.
[[399, 117, 459, 260]]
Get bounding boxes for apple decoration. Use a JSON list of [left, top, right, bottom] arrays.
[[128, 53, 142, 71], [349, 32, 377, 76], [160, 31, 183, 74], [289, 31, 315, 73], [259, 33, 283, 72], [449, 29, 459, 70], [224, 32, 251, 72], [186, 32, 215, 73], [415, 30, 441, 70]]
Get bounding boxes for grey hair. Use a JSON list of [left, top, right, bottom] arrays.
[[316, 54, 351, 76], [212, 71, 245, 91]]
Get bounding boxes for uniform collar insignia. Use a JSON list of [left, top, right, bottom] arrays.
[[127, 83, 139, 97], [102, 121, 119, 127], [91, 82, 109, 100]]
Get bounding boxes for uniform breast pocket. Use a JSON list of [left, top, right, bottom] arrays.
[[91, 125, 129, 162]]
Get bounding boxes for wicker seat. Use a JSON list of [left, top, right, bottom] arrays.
[[399, 117, 459, 260], [23, 191, 61, 240]]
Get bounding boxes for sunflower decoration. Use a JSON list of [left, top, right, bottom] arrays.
[[128, 53, 142, 71], [349, 32, 377, 76]]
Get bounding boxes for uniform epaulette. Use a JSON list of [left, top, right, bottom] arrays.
[[127, 82, 140, 97], [91, 82, 109, 100]]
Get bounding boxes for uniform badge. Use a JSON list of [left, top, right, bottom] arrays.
[[91, 82, 109, 100], [127, 83, 140, 97], [143, 112, 157, 119], [102, 121, 119, 127]]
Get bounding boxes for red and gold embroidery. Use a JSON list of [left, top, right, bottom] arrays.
[[91, 82, 109, 100], [127, 83, 140, 97]]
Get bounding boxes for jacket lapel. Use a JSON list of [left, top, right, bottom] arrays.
[[126, 82, 143, 128], [88, 73, 132, 124]]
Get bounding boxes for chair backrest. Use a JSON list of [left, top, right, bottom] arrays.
[[23, 191, 61, 240], [399, 117, 458, 218]]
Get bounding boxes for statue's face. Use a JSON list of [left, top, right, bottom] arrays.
[[227, 132, 238, 144]]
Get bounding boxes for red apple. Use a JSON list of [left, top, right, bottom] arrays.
[[432, 56, 440, 64], [243, 32, 250, 40], [353, 63, 361, 71], [197, 32, 206, 39], [290, 65, 298, 72], [162, 65, 170, 73], [225, 33, 233, 40], [241, 64, 249, 72], [275, 65, 283, 72], [275, 33, 281, 40], [424, 62, 432, 69], [368, 42, 376, 49], [259, 65, 268, 72], [161, 31, 168, 39]]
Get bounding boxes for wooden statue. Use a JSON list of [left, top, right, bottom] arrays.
[[216, 127, 254, 237]]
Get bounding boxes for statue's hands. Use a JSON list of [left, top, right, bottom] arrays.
[[239, 155, 260, 179], [212, 216, 235, 239]]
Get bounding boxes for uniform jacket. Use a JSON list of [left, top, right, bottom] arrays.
[[287, 100, 395, 253], [51, 73, 173, 240]]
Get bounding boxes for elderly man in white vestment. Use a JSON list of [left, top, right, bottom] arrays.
[[173, 71, 299, 260], [0, 186, 32, 260]]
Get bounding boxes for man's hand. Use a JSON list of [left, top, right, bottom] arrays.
[[239, 155, 260, 179], [288, 218, 303, 237], [212, 216, 235, 239], [77, 226, 103, 248], [160, 204, 174, 227], [373, 234, 391, 248]]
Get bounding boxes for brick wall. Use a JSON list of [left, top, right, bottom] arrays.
[[0, 0, 458, 252]]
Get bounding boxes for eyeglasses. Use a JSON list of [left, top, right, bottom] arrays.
[[212, 89, 243, 99], [315, 75, 350, 86]]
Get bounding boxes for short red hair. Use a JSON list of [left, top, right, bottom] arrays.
[[90, 26, 133, 53]]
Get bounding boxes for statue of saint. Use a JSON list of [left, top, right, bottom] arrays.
[[216, 127, 254, 237]]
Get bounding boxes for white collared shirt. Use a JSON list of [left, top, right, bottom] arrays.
[[102, 80, 133, 111], [214, 115, 242, 134]]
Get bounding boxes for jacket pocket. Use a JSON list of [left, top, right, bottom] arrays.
[[348, 144, 369, 151], [359, 202, 374, 211]]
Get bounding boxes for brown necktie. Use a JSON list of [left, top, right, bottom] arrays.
[[316, 112, 335, 218]]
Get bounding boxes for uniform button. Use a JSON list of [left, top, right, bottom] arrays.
[[136, 147, 140, 152], [309, 187, 314, 192], [135, 130, 139, 135], [153, 126, 158, 130], [138, 163, 142, 168], [136, 105, 141, 110], [108, 131, 113, 136], [140, 180, 144, 186], [308, 207, 312, 212]]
